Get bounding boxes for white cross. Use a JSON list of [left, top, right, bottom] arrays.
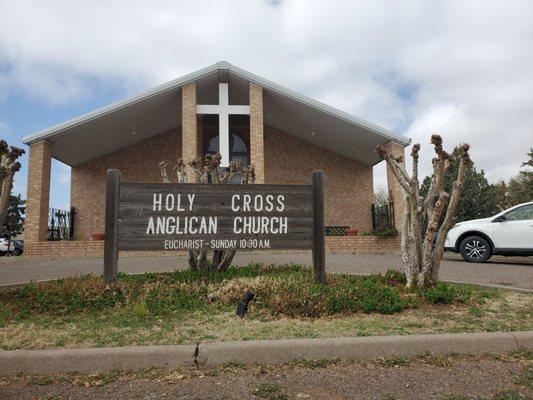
[[196, 83, 250, 167]]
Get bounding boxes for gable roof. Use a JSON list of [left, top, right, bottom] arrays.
[[22, 61, 410, 166]]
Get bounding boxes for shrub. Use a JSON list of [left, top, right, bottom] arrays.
[[362, 227, 398, 238], [421, 283, 458, 304], [0, 265, 490, 321]]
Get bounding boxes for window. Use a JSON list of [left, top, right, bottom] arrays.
[[207, 133, 248, 165], [505, 204, 533, 221]]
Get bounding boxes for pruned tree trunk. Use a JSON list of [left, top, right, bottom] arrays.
[[377, 136, 470, 288], [0, 140, 24, 232], [159, 154, 255, 271]]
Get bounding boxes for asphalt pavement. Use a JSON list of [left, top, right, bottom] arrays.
[[1, 251, 532, 290]]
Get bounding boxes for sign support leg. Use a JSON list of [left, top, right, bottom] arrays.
[[312, 170, 326, 284], [103, 169, 120, 283]]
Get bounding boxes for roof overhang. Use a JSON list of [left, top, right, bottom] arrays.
[[22, 61, 410, 167]]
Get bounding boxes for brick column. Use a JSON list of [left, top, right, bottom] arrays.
[[249, 83, 265, 183], [25, 140, 52, 244], [385, 141, 406, 230], [182, 83, 198, 181], [197, 116, 203, 158]]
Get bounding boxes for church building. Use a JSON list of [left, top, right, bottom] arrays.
[[22, 61, 410, 257]]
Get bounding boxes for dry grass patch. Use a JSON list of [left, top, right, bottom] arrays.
[[0, 263, 531, 350]]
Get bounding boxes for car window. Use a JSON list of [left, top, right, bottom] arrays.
[[505, 204, 533, 221]]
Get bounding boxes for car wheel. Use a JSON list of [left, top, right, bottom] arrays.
[[12, 248, 22, 256], [459, 236, 492, 263]]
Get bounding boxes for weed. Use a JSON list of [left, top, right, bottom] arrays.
[[293, 358, 332, 369], [492, 388, 528, 399], [377, 356, 411, 367], [252, 381, 287, 400], [131, 302, 148, 318], [469, 306, 486, 317], [513, 365, 532, 389]]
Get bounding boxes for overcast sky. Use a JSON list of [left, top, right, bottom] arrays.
[[1, 0, 532, 209]]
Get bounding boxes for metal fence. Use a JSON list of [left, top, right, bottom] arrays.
[[47, 207, 75, 241], [371, 201, 395, 231]]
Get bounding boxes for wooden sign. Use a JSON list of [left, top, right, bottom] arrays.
[[103, 170, 325, 284]]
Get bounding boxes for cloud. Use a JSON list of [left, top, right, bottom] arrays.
[[0, 120, 13, 139], [0, 0, 532, 185]]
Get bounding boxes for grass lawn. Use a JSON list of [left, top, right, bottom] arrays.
[[0, 263, 531, 350]]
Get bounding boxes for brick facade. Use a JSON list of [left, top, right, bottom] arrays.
[[265, 126, 374, 231], [181, 83, 198, 181], [25, 81, 400, 258], [249, 83, 265, 183], [67, 124, 373, 241], [70, 128, 181, 240], [25, 140, 52, 243], [24, 236, 399, 259]]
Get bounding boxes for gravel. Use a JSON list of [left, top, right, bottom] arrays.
[[1, 358, 530, 400]]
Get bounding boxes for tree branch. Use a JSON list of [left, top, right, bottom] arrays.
[[433, 144, 471, 270], [411, 143, 420, 182], [159, 162, 170, 183], [376, 145, 411, 194]]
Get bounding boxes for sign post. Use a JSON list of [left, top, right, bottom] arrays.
[[103, 169, 120, 283], [312, 170, 326, 284], [103, 170, 326, 284]]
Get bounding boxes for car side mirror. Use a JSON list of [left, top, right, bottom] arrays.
[[493, 215, 506, 223]]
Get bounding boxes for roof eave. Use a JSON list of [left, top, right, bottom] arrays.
[[226, 63, 411, 147], [22, 60, 411, 148], [22, 62, 222, 145]]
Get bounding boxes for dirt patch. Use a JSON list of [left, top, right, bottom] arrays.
[[1, 356, 531, 400]]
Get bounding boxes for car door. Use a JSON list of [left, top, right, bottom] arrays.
[[492, 204, 533, 249]]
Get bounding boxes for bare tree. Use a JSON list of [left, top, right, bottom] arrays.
[[377, 135, 470, 288], [159, 153, 255, 271], [373, 184, 389, 207], [0, 140, 25, 231]]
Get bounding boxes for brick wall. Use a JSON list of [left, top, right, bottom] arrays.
[[264, 126, 374, 231], [71, 128, 182, 240], [182, 83, 198, 180], [325, 235, 400, 253], [25, 141, 52, 244], [24, 236, 399, 259], [70, 124, 374, 240], [249, 83, 265, 183]]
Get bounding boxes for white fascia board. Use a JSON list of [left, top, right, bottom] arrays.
[[21, 63, 221, 145]]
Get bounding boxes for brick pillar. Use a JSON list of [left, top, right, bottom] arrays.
[[182, 83, 198, 181], [249, 83, 265, 183], [25, 140, 52, 244], [385, 141, 406, 230], [197, 116, 203, 158]]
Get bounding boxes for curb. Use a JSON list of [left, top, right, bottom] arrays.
[[1, 331, 531, 376]]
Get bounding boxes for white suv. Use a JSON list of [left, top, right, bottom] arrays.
[[445, 201, 533, 262]]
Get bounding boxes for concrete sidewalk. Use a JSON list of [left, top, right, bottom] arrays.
[[1, 252, 532, 290], [1, 331, 531, 376]]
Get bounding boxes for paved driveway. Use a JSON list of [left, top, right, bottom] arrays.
[[1, 252, 532, 291]]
